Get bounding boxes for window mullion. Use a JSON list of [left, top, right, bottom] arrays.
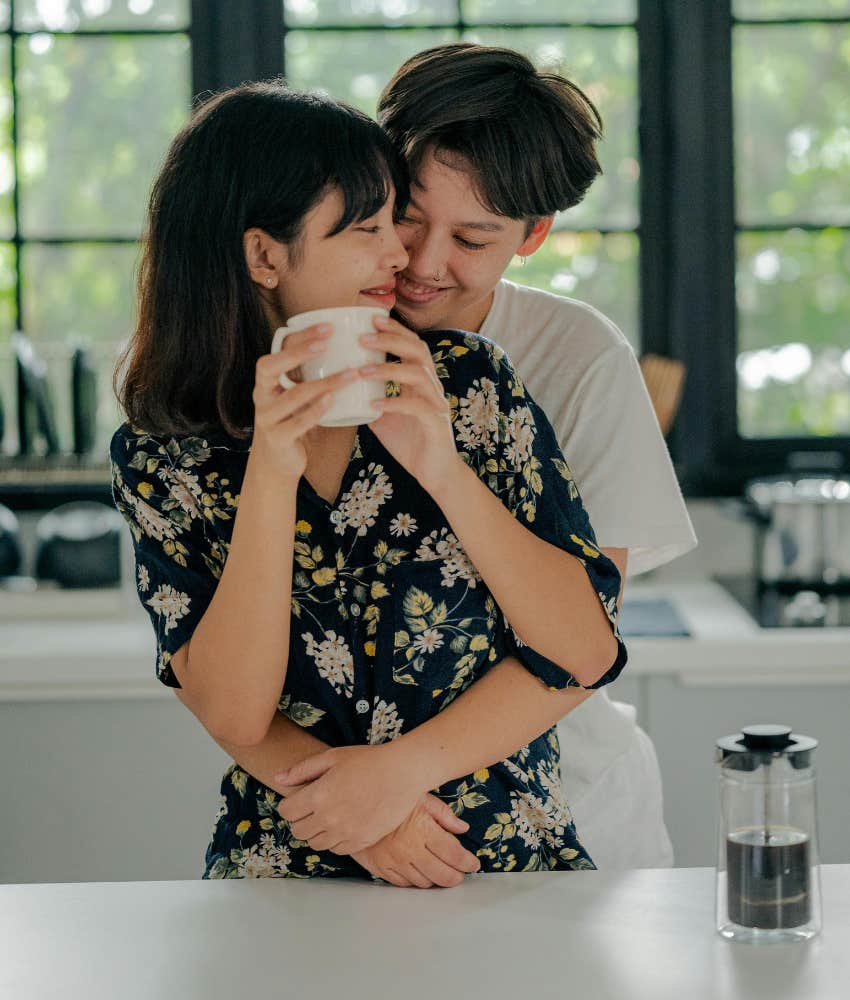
[[664, 0, 738, 494]]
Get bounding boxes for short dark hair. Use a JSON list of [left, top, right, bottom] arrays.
[[378, 42, 603, 223], [115, 79, 409, 439]]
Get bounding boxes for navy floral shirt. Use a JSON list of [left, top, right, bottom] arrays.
[[110, 329, 627, 880]]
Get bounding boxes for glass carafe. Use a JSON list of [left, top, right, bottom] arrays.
[[715, 724, 821, 944]]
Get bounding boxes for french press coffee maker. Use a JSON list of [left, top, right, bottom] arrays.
[[715, 724, 821, 944]]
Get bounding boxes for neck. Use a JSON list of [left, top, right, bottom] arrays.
[[443, 289, 495, 334]]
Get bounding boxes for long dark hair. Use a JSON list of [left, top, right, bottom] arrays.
[[378, 43, 602, 222], [116, 79, 409, 439]]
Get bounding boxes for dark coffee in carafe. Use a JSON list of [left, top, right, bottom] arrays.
[[726, 827, 810, 929]]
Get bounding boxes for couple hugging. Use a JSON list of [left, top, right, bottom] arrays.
[[111, 42, 695, 885]]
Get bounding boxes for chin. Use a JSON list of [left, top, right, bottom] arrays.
[[392, 303, 435, 334]]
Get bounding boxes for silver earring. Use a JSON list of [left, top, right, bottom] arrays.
[[433, 270, 443, 283], [520, 256, 527, 267], [266, 277, 273, 285]]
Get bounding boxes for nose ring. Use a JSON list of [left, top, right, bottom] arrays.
[[433, 270, 443, 283]]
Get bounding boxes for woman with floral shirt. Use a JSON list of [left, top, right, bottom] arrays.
[[111, 80, 627, 885]]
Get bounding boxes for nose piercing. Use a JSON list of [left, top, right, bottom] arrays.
[[433, 270, 443, 283]]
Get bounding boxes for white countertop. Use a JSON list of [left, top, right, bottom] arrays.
[[1, 580, 848, 701], [2, 866, 848, 1000]]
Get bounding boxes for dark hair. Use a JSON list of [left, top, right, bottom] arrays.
[[115, 79, 409, 439], [378, 42, 602, 226]]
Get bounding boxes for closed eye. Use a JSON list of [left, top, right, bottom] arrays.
[[455, 235, 487, 251], [356, 225, 381, 234]]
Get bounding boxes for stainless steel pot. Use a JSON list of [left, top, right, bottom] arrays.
[[743, 475, 850, 585]]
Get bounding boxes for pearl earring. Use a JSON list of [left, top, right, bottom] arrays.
[[266, 277, 273, 286]]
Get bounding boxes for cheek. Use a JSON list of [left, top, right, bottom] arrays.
[[396, 226, 417, 251]]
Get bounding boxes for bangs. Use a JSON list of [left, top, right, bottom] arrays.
[[321, 116, 410, 236]]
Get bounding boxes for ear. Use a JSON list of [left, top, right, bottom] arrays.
[[516, 216, 554, 257], [243, 227, 285, 290]]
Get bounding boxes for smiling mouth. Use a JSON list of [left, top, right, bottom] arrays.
[[396, 274, 447, 302]]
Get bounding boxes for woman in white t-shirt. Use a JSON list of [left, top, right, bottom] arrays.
[[190, 44, 696, 882]]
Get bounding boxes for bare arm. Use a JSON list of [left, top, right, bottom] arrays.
[[169, 336, 358, 747], [431, 461, 621, 685], [185, 547, 628, 808]]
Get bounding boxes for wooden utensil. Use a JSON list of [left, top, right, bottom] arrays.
[[639, 353, 686, 436]]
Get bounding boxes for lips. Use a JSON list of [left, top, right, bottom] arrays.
[[396, 273, 446, 305], [360, 281, 397, 308]]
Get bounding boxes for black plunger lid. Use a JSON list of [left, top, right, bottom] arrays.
[[717, 723, 818, 770]]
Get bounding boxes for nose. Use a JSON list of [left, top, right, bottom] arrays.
[[384, 225, 409, 273], [398, 225, 446, 282]]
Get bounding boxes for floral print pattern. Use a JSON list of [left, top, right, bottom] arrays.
[[111, 329, 626, 881]]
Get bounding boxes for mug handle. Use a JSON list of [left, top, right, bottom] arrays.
[[270, 326, 296, 389]]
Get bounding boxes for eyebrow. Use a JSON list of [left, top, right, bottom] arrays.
[[407, 196, 505, 233]]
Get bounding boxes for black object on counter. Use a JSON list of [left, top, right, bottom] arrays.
[[12, 333, 60, 456], [35, 500, 123, 588], [72, 345, 98, 456], [0, 502, 22, 577]]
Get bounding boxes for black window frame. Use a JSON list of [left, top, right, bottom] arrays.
[[2, 0, 848, 511], [653, 0, 850, 496]]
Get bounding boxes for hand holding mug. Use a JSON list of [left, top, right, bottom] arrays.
[[250, 323, 361, 482], [359, 315, 462, 498], [271, 306, 388, 427]]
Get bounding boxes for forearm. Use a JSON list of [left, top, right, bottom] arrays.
[[182, 452, 299, 745], [432, 460, 618, 684], [393, 655, 593, 794], [217, 713, 331, 789]]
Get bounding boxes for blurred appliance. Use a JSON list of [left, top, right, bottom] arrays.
[[12, 332, 60, 456], [0, 502, 22, 577], [731, 458, 850, 588], [71, 344, 98, 455], [35, 501, 122, 588], [715, 575, 850, 629], [719, 453, 850, 628]]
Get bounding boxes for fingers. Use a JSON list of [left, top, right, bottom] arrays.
[[427, 827, 481, 874], [372, 393, 450, 422], [382, 868, 413, 888], [259, 368, 360, 428], [255, 324, 331, 395], [402, 862, 434, 890], [421, 794, 470, 835], [361, 317, 434, 368], [358, 360, 446, 409]]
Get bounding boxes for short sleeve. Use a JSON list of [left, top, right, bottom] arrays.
[[449, 335, 627, 692], [558, 342, 696, 576], [110, 424, 234, 688]]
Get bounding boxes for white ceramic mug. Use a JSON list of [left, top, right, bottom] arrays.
[[270, 306, 387, 427]]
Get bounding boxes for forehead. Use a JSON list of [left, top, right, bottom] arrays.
[[410, 153, 506, 232], [302, 184, 396, 239]]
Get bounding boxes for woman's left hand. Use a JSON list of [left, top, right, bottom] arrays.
[[273, 743, 433, 855], [359, 315, 462, 499]]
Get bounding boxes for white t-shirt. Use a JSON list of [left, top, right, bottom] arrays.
[[479, 279, 697, 868], [481, 280, 696, 575]]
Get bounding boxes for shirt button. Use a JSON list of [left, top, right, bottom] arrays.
[[350, 603, 361, 617], [329, 510, 341, 525], [355, 699, 369, 715]]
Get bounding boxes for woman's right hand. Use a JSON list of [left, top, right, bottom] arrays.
[[250, 323, 360, 480], [351, 793, 481, 888]]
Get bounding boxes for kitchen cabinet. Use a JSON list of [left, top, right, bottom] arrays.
[[647, 674, 850, 867], [0, 698, 230, 884]]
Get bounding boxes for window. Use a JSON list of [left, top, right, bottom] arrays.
[[2, 0, 847, 506], [733, 2, 850, 440], [282, 0, 641, 347], [0, 0, 191, 491]]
